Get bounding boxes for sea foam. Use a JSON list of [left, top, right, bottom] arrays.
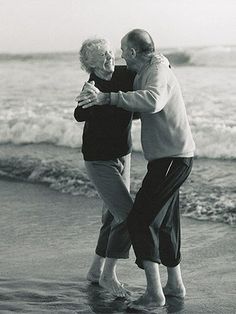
[[0, 115, 235, 160]]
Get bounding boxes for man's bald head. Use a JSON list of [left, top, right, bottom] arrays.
[[124, 29, 155, 56]]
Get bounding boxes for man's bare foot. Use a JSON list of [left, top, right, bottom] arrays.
[[99, 275, 131, 298], [163, 284, 186, 298], [126, 291, 165, 310]]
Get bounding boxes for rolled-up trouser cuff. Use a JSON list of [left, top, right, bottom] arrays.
[[162, 258, 181, 268], [135, 257, 181, 269], [95, 248, 129, 259], [135, 257, 161, 270]]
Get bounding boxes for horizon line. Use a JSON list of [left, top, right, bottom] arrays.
[[0, 43, 235, 55]]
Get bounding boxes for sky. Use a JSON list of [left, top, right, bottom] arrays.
[[0, 0, 235, 53]]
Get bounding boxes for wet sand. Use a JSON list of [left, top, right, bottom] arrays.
[[0, 144, 235, 225], [0, 178, 235, 313]]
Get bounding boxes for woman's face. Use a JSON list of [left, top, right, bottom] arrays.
[[91, 42, 115, 73]]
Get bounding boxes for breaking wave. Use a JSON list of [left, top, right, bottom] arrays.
[[0, 115, 235, 160], [163, 46, 236, 67]]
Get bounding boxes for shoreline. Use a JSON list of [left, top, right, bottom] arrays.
[[0, 143, 235, 226]]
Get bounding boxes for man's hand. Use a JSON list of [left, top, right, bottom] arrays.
[[75, 81, 110, 109]]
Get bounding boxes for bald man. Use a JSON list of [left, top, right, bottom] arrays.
[[77, 29, 195, 310]]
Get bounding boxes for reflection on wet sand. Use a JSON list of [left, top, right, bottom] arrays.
[[86, 281, 185, 314]]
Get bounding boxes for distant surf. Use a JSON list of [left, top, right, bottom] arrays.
[[164, 45, 236, 67], [1, 45, 236, 67]]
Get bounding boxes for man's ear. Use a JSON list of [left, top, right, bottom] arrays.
[[130, 48, 137, 58]]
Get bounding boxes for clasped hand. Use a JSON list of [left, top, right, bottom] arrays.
[[76, 81, 104, 109]]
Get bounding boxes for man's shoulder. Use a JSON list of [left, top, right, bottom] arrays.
[[151, 61, 170, 70], [147, 61, 172, 79]]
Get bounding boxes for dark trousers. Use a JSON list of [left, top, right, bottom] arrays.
[[127, 157, 193, 269]]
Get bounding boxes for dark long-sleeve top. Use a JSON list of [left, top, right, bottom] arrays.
[[74, 66, 136, 161]]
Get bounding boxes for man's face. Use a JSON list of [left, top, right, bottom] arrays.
[[91, 42, 115, 73], [121, 37, 134, 70]]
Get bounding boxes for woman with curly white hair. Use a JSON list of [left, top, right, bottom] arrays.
[[74, 38, 137, 297]]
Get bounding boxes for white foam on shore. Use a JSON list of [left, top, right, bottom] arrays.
[[0, 143, 235, 226]]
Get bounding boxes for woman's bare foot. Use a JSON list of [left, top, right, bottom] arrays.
[[126, 291, 165, 310], [99, 274, 131, 298], [86, 254, 105, 283], [163, 284, 186, 298], [87, 270, 101, 283]]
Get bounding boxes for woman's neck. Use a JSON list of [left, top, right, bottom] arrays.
[[94, 69, 113, 80]]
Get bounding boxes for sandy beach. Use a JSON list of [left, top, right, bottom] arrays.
[[0, 163, 235, 313]]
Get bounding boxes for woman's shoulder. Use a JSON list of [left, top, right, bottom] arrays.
[[114, 65, 135, 77], [113, 66, 136, 89]]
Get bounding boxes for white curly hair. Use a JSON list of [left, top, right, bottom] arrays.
[[79, 38, 110, 73]]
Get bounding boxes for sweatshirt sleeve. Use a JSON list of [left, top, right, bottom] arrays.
[[110, 64, 170, 113], [74, 105, 92, 122]]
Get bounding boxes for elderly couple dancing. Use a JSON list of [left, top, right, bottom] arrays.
[[74, 28, 195, 310]]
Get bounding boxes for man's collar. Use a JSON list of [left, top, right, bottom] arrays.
[[137, 53, 169, 74]]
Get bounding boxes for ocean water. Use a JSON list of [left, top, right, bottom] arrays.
[[0, 46, 236, 223], [0, 47, 236, 158], [0, 47, 236, 314]]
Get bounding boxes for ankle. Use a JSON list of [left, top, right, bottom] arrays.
[[100, 272, 117, 282], [146, 287, 165, 299], [145, 290, 166, 306], [166, 280, 185, 289]]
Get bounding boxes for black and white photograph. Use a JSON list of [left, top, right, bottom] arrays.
[[0, 0, 235, 313]]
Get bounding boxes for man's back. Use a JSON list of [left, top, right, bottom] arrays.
[[136, 60, 195, 160]]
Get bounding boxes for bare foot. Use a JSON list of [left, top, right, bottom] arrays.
[[126, 292, 165, 310], [163, 284, 186, 298], [86, 270, 101, 284], [86, 255, 105, 283], [99, 275, 131, 298]]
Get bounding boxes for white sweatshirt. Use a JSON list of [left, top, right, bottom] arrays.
[[110, 55, 195, 161]]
